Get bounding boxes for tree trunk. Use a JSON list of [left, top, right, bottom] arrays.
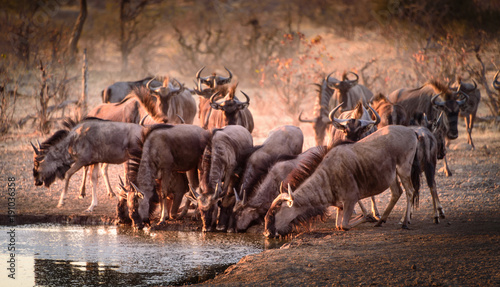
[[68, 0, 88, 63]]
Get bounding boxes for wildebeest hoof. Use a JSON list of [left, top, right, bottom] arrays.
[[365, 214, 378, 223], [79, 193, 86, 199], [108, 192, 116, 198], [433, 217, 440, 224], [402, 224, 410, 230], [57, 202, 64, 208], [85, 207, 94, 213], [374, 220, 385, 227]]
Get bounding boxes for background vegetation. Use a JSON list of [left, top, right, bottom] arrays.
[[1, 0, 499, 136]]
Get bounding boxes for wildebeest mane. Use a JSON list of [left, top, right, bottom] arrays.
[[283, 145, 328, 190], [132, 86, 163, 121], [428, 80, 452, 100], [36, 130, 69, 161]]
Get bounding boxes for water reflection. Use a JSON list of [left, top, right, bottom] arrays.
[[1, 224, 284, 286]]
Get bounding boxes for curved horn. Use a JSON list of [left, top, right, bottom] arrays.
[[209, 91, 223, 110], [176, 114, 185, 124], [216, 67, 233, 85], [423, 113, 429, 127], [367, 105, 381, 126], [346, 72, 359, 85], [328, 102, 344, 122], [431, 93, 445, 107], [298, 111, 315, 123], [287, 183, 294, 207], [239, 91, 250, 105], [493, 70, 500, 90], [195, 66, 205, 80], [189, 185, 200, 199], [241, 189, 248, 205], [30, 141, 40, 155], [234, 188, 241, 202], [146, 77, 162, 93], [36, 139, 41, 150], [139, 114, 149, 126], [130, 182, 144, 199]]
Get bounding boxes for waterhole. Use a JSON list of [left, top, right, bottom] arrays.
[[1, 224, 282, 286]]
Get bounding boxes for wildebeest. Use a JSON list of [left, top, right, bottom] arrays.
[[191, 125, 254, 232], [101, 76, 162, 103], [195, 66, 233, 90], [233, 146, 328, 232], [264, 125, 420, 237], [370, 93, 409, 128], [450, 79, 480, 149], [202, 84, 255, 132], [327, 101, 381, 147], [298, 76, 336, 146], [388, 80, 469, 176], [326, 71, 373, 115], [31, 118, 143, 212], [145, 77, 197, 125], [327, 101, 382, 220], [408, 112, 447, 224], [299, 71, 373, 145], [123, 124, 211, 229], [228, 125, 303, 232], [81, 79, 195, 198]]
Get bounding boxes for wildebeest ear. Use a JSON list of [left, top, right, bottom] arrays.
[[331, 121, 346, 131], [130, 182, 144, 199]]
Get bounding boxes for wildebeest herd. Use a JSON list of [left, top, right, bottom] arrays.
[[31, 67, 495, 238]]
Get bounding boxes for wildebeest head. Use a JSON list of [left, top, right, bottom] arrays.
[[429, 81, 469, 140], [31, 130, 72, 188], [493, 70, 500, 92], [191, 183, 224, 232], [196, 66, 233, 91], [209, 84, 250, 125], [326, 71, 359, 111], [263, 184, 304, 238], [423, 112, 446, 160], [141, 77, 185, 123], [329, 101, 381, 142]]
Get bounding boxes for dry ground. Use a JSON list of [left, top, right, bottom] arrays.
[[1, 119, 499, 286]]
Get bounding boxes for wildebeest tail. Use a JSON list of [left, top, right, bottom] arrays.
[[411, 134, 421, 208]]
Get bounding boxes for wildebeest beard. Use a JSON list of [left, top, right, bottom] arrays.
[[33, 129, 73, 187]]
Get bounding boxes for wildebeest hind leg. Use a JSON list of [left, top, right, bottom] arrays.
[[58, 162, 85, 208], [100, 163, 115, 198], [85, 164, 99, 212], [79, 166, 88, 198]]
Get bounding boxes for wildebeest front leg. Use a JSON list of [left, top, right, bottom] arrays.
[[58, 162, 85, 208], [442, 155, 452, 177], [339, 201, 357, 231], [79, 166, 88, 198], [375, 180, 403, 227], [100, 163, 115, 198], [370, 196, 381, 220], [465, 114, 475, 150], [85, 164, 99, 212]]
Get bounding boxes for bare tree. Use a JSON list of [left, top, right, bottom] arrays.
[[68, 0, 88, 63], [119, 0, 149, 72]]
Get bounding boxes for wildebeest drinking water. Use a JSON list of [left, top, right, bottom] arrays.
[[123, 124, 211, 229], [263, 125, 421, 238]]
